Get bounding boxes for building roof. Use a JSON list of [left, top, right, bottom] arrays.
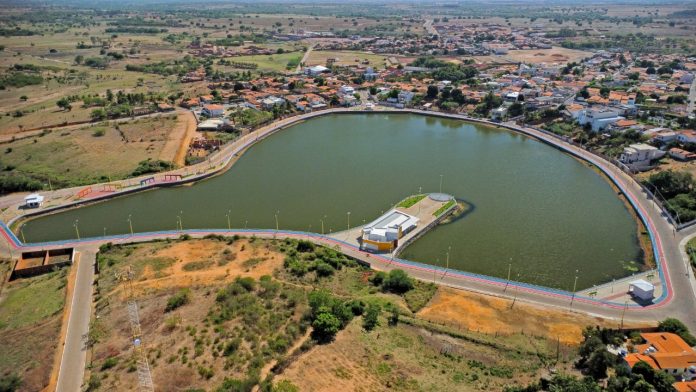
[[203, 104, 224, 111], [674, 381, 696, 392], [625, 333, 696, 372], [629, 279, 654, 291]]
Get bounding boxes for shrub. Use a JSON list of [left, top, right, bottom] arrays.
[[314, 261, 335, 277], [312, 311, 341, 343], [382, 269, 414, 294], [0, 374, 22, 392], [101, 356, 119, 370], [92, 129, 105, 137], [165, 288, 190, 312], [362, 303, 381, 331]]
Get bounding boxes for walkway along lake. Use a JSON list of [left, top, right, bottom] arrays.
[[19, 113, 643, 290]]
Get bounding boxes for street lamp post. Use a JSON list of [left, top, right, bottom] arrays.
[[504, 261, 512, 292], [439, 174, 443, 193], [73, 219, 80, 240], [274, 211, 279, 231], [347, 212, 351, 231], [226, 210, 231, 231], [128, 214, 133, 236], [20, 228, 26, 244], [570, 270, 579, 307]]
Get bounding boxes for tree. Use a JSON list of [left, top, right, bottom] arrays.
[[388, 308, 399, 326], [74, 55, 84, 65], [585, 348, 614, 379], [362, 303, 380, 331], [312, 310, 341, 342], [90, 108, 107, 121], [0, 374, 22, 392], [508, 102, 524, 117], [644, 171, 694, 199], [382, 269, 414, 294], [56, 97, 72, 111], [426, 85, 439, 99]]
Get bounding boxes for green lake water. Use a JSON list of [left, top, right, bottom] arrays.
[[19, 113, 642, 290]]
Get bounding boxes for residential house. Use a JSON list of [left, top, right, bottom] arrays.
[[619, 143, 665, 168], [623, 333, 696, 382], [202, 104, 224, 118], [669, 148, 696, 161], [678, 130, 696, 145], [261, 96, 285, 110], [577, 108, 624, 132]]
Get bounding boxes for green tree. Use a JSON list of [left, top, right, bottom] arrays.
[[0, 374, 22, 392], [382, 269, 414, 294], [91, 108, 107, 120], [426, 85, 439, 99], [362, 303, 380, 331], [312, 310, 341, 342]]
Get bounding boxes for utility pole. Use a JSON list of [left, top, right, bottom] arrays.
[[620, 300, 628, 329], [570, 270, 579, 307], [504, 261, 512, 292]]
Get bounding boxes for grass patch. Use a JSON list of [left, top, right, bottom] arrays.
[[0, 270, 67, 330], [397, 194, 426, 209], [433, 200, 456, 217], [182, 260, 214, 272], [403, 281, 437, 313]]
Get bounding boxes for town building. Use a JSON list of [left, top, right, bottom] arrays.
[[619, 143, 665, 169], [623, 333, 696, 382], [577, 108, 624, 132], [202, 104, 224, 118], [361, 209, 419, 253]]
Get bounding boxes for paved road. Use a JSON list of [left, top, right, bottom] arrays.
[[56, 248, 95, 392], [688, 76, 696, 116]]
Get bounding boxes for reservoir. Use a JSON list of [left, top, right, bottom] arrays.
[[19, 113, 642, 290]]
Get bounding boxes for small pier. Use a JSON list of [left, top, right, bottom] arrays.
[[329, 193, 457, 255]]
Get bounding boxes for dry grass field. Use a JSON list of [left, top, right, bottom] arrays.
[[0, 115, 180, 187], [86, 238, 599, 391], [305, 50, 389, 68], [0, 268, 68, 392]]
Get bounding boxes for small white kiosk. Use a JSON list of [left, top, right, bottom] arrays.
[[24, 193, 45, 209], [628, 279, 655, 301]]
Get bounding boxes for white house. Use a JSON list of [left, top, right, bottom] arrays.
[[619, 143, 665, 168], [677, 130, 696, 145], [339, 85, 355, 96], [261, 96, 285, 110], [398, 91, 415, 104], [577, 108, 624, 132], [24, 194, 44, 209], [628, 279, 655, 301], [304, 65, 329, 76]]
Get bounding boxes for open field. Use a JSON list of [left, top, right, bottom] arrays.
[[0, 115, 180, 188], [305, 50, 389, 68], [217, 51, 305, 73], [0, 269, 68, 392], [87, 237, 593, 391]]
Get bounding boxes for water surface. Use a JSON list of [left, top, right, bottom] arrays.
[[20, 114, 641, 289]]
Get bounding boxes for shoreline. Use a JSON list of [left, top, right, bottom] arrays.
[[1, 107, 672, 305]]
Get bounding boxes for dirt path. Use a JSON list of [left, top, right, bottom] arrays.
[[167, 110, 197, 167], [252, 328, 313, 392]]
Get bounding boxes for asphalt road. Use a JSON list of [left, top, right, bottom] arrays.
[[55, 248, 95, 392]]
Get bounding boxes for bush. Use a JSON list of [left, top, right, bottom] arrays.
[[101, 356, 119, 370], [311, 311, 341, 343], [165, 288, 190, 312], [314, 261, 335, 277], [362, 303, 380, 331], [382, 269, 414, 294], [0, 374, 22, 392], [132, 159, 175, 176]]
